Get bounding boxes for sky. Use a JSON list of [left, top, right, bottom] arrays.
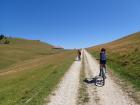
[[0, 0, 140, 49]]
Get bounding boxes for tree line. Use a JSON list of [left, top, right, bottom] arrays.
[[0, 34, 10, 44]]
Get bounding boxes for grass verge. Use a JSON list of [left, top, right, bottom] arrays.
[[0, 51, 76, 105]]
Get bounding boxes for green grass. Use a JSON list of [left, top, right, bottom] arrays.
[[0, 37, 76, 105], [0, 38, 63, 70], [0, 51, 76, 105]]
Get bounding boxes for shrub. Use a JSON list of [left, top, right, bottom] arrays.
[[4, 40, 10, 44], [0, 34, 5, 40]]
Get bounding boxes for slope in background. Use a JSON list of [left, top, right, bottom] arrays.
[[0, 37, 64, 70], [0, 37, 76, 105]]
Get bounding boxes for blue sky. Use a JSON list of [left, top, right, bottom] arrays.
[[0, 0, 140, 49]]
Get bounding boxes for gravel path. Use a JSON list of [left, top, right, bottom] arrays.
[[45, 55, 82, 105], [45, 49, 137, 105], [84, 50, 137, 105], [82, 50, 100, 105]]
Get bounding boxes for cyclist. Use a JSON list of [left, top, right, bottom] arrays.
[[77, 49, 81, 61], [99, 48, 107, 76]]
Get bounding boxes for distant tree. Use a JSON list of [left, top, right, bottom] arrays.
[[0, 34, 10, 44], [0, 34, 5, 40]]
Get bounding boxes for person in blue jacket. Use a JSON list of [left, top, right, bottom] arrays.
[[100, 48, 107, 75]]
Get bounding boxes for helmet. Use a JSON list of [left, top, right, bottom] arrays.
[[101, 48, 106, 52]]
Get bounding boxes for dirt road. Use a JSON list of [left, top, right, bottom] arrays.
[[45, 54, 82, 105], [84, 50, 137, 105], [45, 49, 137, 105]]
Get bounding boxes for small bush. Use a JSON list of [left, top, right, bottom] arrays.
[[0, 34, 5, 40], [0, 34, 10, 44], [4, 40, 10, 44]]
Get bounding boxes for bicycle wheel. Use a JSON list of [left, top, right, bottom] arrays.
[[102, 68, 106, 85], [95, 76, 104, 87]]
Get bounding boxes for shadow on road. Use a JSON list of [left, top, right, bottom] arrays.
[[83, 78, 96, 84], [83, 76, 104, 87]]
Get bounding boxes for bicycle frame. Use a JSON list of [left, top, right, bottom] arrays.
[[95, 66, 106, 87], [100, 67, 106, 78]]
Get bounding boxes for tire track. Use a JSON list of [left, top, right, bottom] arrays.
[[83, 50, 100, 105]]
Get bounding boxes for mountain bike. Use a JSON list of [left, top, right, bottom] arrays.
[[95, 66, 106, 87]]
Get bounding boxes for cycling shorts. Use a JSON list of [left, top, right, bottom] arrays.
[[100, 60, 106, 64]]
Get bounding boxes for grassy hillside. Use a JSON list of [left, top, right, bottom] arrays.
[[88, 32, 140, 90], [0, 38, 76, 105], [0, 38, 63, 70]]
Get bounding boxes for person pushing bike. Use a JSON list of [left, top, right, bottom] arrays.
[[77, 49, 81, 61], [99, 48, 107, 76]]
